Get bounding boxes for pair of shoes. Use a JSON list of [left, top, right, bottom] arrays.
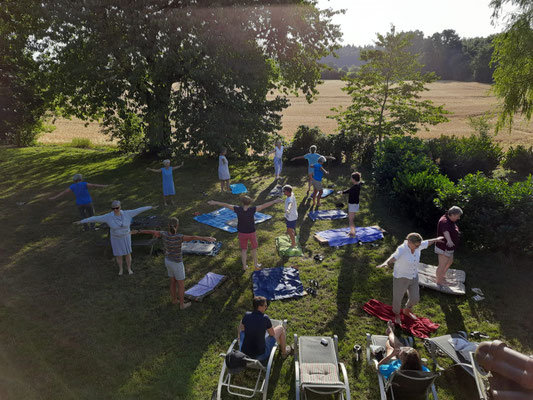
[[306, 287, 317, 297], [313, 254, 324, 262], [180, 302, 192, 310], [309, 279, 320, 289]]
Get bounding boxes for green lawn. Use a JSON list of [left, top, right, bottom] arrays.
[[0, 146, 532, 400]]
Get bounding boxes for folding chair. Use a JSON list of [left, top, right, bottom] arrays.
[[423, 332, 474, 377], [366, 333, 440, 400], [294, 334, 351, 399], [215, 319, 286, 400]]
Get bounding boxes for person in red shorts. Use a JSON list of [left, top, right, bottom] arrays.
[[435, 206, 463, 285], [208, 196, 281, 270]]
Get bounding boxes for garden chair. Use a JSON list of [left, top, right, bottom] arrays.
[[366, 333, 440, 400], [294, 334, 351, 399], [423, 332, 475, 377], [215, 319, 286, 400]]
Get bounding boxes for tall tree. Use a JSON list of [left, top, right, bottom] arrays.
[[24, 0, 341, 155], [490, 0, 533, 131], [332, 26, 449, 144]]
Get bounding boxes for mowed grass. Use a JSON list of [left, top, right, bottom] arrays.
[[41, 81, 533, 149], [0, 146, 532, 400]]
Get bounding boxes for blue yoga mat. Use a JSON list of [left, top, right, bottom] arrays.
[[321, 188, 334, 198], [185, 272, 227, 301], [252, 267, 305, 301], [316, 226, 384, 247], [230, 183, 248, 194], [308, 209, 348, 221], [194, 207, 272, 233]]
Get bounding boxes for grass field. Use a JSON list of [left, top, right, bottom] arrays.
[[1, 146, 532, 399], [40, 81, 533, 149]]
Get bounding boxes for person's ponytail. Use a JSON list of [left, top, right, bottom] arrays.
[[169, 217, 179, 234]]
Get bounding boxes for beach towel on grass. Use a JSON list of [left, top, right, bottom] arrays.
[[363, 299, 440, 339], [181, 240, 223, 256], [321, 188, 334, 198], [418, 263, 466, 295], [314, 226, 384, 247], [185, 272, 227, 302], [252, 267, 305, 300], [276, 235, 303, 257], [194, 208, 272, 233], [308, 209, 348, 221], [230, 183, 248, 194]]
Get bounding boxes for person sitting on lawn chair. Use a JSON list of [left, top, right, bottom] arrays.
[[238, 296, 291, 360], [378, 321, 430, 379]]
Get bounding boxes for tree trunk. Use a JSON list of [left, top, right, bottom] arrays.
[[145, 82, 172, 155]]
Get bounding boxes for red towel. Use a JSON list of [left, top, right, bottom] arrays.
[[363, 299, 440, 339]]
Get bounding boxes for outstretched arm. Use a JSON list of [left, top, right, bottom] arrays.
[[256, 198, 283, 212], [87, 183, 109, 188], [131, 229, 161, 237], [146, 168, 161, 173], [326, 156, 336, 160], [321, 166, 329, 174], [125, 206, 155, 219], [49, 188, 71, 200], [74, 214, 108, 225], [182, 235, 216, 242], [172, 162, 184, 170], [290, 155, 305, 161], [377, 255, 396, 269], [427, 236, 445, 246], [207, 200, 235, 211]]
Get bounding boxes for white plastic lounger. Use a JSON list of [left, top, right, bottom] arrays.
[[418, 263, 466, 295]]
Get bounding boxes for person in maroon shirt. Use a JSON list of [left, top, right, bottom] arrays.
[[435, 206, 463, 285]]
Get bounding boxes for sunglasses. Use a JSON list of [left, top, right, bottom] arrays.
[[112, 207, 120, 210]]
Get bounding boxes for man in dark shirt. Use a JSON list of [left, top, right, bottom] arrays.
[[239, 296, 291, 360]]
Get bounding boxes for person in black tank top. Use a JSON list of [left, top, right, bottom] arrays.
[[338, 172, 362, 237]]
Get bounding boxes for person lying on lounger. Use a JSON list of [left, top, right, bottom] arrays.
[[238, 296, 291, 360], [378, 321, 430, 379]]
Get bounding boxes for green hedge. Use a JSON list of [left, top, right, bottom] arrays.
[[503, 145, 533, 178]]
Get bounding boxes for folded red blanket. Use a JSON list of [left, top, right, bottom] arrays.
[[363, 299, 440, 339]]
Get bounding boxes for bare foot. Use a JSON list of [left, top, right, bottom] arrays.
[[394, 314, 401, 325], [171, 299, 179, 305], [242, 265, 248, 271], [403, 309, 417, 320], [386, 320, 395, 334], [180, 302, 191, 310]]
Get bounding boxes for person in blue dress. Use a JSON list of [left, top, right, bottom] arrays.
[[378, 321, 430, 379], [146, 159, 184, 206], [49, 173, 109, 230], [290, 145, 335, 193]]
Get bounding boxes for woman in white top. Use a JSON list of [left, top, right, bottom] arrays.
[[75, 200, 155, 275], [377, 232, 444, 324], [264, 140, 284, 180], [218, 147, 231, 192]]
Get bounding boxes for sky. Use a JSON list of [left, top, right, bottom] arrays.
[[316, 0, 510, 46]]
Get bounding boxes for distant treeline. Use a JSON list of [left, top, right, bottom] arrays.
[[321, 29, 495, 83]]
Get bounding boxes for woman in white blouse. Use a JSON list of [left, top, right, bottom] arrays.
[[264, 140, 284, 180], [377, 233, 444, 325], [75, 200, 155, 275]]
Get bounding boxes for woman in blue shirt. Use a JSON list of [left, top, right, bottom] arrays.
[[290, 145, 335, 193], [146, 159, 184, 206]]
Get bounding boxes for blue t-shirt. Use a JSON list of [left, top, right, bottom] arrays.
[[241, 311, 272, 359], [379, 360, 430, 379], [69, 182, 92, 205], [313, 164, 324, 181], [304, 153, 321, 167]]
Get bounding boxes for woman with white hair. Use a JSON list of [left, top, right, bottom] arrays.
[[49, 173, 109, 230], [75, 201, 155, 275], [435, 206, 463, 285], [146, 160, 184, 206]]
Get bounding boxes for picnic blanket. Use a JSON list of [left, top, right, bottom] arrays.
[[230, 183, 248, 194], [193, 208, 272, 233], [418, 263, 466, 295], [185, 272, 227, 302], [252, 267, 305, 300], [363, 299, 440, 339], [275, 235, 304, 257], [321, 188, 334, 198], [181, 240, 223, 257], [314, 226, 384, 247], [308, 209, 348, 221]]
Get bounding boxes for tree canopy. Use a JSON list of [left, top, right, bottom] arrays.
[[7, 0, 341, 154], [490, 0, 533, 130]]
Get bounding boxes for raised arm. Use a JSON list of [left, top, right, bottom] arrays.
[[172, 162, 184, 171], [49, 188, 71, 200], [146, 168, 161, 173], [290, 155, 305, 161], [207, 200, 234, 211], [131, 229, 161, 237], [256, 198, 283, 212], [326, 156, 336, 160], [125, 206, 154, 219], [86, 183, 109, 188], [182, 235, 216, 242], [75, 214, 108, 225]]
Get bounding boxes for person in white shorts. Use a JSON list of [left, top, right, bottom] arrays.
[[338, 172, 362, 237]]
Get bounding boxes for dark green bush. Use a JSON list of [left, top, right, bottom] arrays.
[[373, 136, 438, 187], [428, 133, 502, 181], [435, 172, 533, 252], [284, 125, 336, 165], [503, 145, 533, 178], [393, 170, 454, 224]]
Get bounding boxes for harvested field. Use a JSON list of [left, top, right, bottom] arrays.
[[41, 81, 533, 148]]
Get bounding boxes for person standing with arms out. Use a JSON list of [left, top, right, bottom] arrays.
[[75, 200, 155, 276], [218, 148, 231, 192], [207, 196, 281, 270], [377, 233, 444, 325], [435, 206, 463, 285], [338, 172, 362, 238], [290, 145, 335, 193], [264, 140, 284, 181], [282, 185, 298, 247], [131, 217, 216, 310], [146, 159, 184, 206], [49, 173, 109, 231], [310, 156, 328, 208]]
